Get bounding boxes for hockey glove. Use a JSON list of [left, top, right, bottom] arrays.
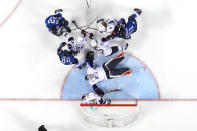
[[60, 42, 66, 46], [66, 27, 71, 33], [54, 9, 63, 14], [89, 33, 94, 39], [81, 30, 86, 35], [101, 38, 108, 42]]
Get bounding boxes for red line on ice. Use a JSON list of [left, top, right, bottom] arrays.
[[0, 0, 22, 27]]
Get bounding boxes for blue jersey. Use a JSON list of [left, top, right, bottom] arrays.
[[45, 13, 68, 35], [59, 54, 75, 65], [111, 13, 137, 39], [45, 13, 62, 28], [57, 45, 76, 65]]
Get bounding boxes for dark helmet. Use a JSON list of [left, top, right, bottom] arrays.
[[63, 50, 69, 56]]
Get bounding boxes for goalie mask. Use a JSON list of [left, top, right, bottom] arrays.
[[97, 21, 107, 33], [90, 40, 98, 48]]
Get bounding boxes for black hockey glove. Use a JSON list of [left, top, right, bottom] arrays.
[[54, 9, 63, 14], [101, 38, 108, 42], [68, 37, 74, 42], [60, 19, 69, 27], [38, 125, 47, 131], [89, 33, 94, 39], [66, 27, 71, 33], [69, 50, 78, 56], [97, 19, 104, 23], [60, 42, 66, 46]]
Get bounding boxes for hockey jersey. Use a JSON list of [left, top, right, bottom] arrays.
[[45, 13, 68, 35], [86, 63, 107, 86], [105, 19, 117, 33], [57, 45, 76, 65], [81, 92, 103, 105], [94, 40, 112, 56]]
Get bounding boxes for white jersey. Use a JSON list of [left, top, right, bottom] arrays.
[[81, 92, 102, 105], [87, 64, 107, 86], [105, 19, 117, 33], [95, 40, 112, 56], [66, 35, 87, 52]]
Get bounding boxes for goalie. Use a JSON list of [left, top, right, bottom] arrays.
[[85, 51, 131, 91]]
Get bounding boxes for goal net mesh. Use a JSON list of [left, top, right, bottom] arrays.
[[80, 101, 140, 127]]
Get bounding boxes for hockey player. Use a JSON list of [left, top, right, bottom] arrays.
[[45, 9, 71, 36], [85, 51, 131, 89], [81, 92, 111, 105], [38, 125, 47, 131], [97, 19, 118, 33], [65, 30, 88, 53], [97, 8, 142, 40], [57, 42, 83, 69], [89, 33, 128, 56]]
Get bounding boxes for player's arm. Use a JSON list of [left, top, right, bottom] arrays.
[[68, 49, 78, 56], [86, 51, 94, 68], [49, 26, 60, 36], [57, 42, 66, 55]]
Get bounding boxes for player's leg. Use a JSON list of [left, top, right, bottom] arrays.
[[86, 51, 94, 68], [109, 68, 131, 78], [104, 52, 125, 70], [100, 98, 111, 105], [124, 8, 142, 38], [92, 84, 105, 97]]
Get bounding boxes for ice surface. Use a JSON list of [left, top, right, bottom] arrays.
[[0, 0, 197, 130]]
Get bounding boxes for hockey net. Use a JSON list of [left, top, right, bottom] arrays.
[[80, 101, 140, 127]]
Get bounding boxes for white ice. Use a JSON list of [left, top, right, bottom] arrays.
[[0, 0, 197, 130]]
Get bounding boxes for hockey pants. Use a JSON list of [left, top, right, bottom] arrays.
[[102, 54, 130, 78]]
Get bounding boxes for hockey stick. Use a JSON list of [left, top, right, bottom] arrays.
[[104, 88, 122, 94], [73, 17, 99, 30], [85, 0, 90, 8], [71, 20, 90, 34]]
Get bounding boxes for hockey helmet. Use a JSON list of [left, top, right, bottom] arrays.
[[88, 92, 96, 101], [97, 21, 107, 33], [76, 35, 84, 43], [85, 74, 95, 80], [63, 50, 69, 56], [90, 40, 98, 48]]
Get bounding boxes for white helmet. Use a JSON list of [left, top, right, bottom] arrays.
[[90, 40, 98, 48], [97, 22, 107, 33], [76, 35, 84, 43]]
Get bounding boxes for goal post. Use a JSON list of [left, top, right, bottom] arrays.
[[79, 101, 141, 127]]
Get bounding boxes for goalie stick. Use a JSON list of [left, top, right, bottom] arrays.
[[104, 88, 122, 94]]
